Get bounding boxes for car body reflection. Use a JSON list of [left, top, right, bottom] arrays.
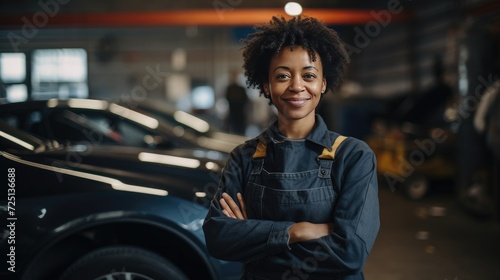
[[0, 98, 246, 154], [0, 120, 242, 280]]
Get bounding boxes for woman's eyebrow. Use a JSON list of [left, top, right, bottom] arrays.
[[303, 66, 319, 71], [272, 66, 290, 73], [272, 65, 319, 73]]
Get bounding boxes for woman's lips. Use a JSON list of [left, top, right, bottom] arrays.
[[284, 98, 310, 107]]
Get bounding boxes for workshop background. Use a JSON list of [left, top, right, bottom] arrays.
[[1, 0, 499, 279]]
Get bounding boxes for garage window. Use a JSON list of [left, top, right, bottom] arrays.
[[0, 48, 88, 103], [32, 48, 88, 100], [0, 53, 27, 103]]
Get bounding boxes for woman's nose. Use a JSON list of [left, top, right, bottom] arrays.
[[289, 76, 305, 92]]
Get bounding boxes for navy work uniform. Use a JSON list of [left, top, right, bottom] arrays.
[[204, 115, 380, 280]]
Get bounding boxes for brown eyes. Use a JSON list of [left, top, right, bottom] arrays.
[[275, 73, 316, 80]]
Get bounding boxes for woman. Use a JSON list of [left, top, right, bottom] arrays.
[[203, 16, 380, 280]]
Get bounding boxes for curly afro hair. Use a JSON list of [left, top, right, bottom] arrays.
[[242, 16, 350, 100]]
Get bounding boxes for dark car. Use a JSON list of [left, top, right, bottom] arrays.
[[126, 99, 248, 146], [0, 120, 242, 280], [0, 99, 244, 154]]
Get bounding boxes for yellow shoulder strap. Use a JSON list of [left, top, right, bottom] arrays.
[[319, 135, 347, 160], [252, 137, 267, 158]]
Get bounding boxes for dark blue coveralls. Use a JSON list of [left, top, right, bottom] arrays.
[[203, 115, 380, 280]]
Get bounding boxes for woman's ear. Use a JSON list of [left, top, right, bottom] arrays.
[[263, 83, 270, 97], [321, 78, 327, 94]]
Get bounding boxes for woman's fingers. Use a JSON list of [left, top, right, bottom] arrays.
[[220, 197, 236, 218], [237, 193, 248, 219], [223, 192, 245, 219], [220, 192, 246, 220]]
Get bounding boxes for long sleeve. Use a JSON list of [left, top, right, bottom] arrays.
[[289, 139, 380, 275], [203, 119, 380, 278], [203, 144, 294, 262]]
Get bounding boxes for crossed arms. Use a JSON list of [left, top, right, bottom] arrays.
[[219, 192, 333, 244]]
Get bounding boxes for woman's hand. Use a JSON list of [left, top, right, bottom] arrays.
[[220, 192, 247, 219], [288, 222, 334, 244], [219, 192, 332, 244]]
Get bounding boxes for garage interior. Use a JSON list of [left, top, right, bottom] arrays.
[[1, 0, 500, 279]]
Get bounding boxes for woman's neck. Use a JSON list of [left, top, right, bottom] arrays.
[[277, 116, 315, 139]]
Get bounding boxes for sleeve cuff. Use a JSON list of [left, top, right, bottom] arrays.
[[267, 222, 295, 254]]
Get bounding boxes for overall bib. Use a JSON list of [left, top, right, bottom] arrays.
[[243, 135, 347, 279]]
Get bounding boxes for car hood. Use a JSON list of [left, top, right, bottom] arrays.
[[3, 144, 224, 205]]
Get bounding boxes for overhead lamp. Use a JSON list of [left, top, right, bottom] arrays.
[[284, 2, 303, 16]]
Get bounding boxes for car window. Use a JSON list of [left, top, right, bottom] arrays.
[[114, 117, 177, 148], [45, 109, 121, 145], [0, 110, 45, 137], [0, 120, 46, 153], [45, 108, 174, 148]]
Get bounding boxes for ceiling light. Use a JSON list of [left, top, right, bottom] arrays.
[[284, 2, 302, 16]]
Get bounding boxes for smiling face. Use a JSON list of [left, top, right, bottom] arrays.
[[264, 46, 326, 131]]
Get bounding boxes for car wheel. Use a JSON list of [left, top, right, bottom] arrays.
[[59, 245, 188, 280], [403, 173, 429, 200]]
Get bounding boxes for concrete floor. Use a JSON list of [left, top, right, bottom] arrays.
[[363, 185, 500, 280]]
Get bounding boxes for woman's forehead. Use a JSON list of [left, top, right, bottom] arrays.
[[271, 47, 322, 66]]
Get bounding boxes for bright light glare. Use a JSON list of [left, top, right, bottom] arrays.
[[0, 131, 35, 151], [112, 183, 168, 196], [205, 161, 221, 171], [32, 49, 87, 82], [195, 192, 207, 198], [173, 110, 210, 133], [68, 99, 108, 110], [6, 84, 28, 103], [138, 152, 201, 168], [191, 86, 214, 110], [0, 53, 26, 82], [197, 136, 236, 153], [47, 99, 59, 108], [2, 152, 168, 196], [109, 104, 159, 129], [284, 2, 302, 16]]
